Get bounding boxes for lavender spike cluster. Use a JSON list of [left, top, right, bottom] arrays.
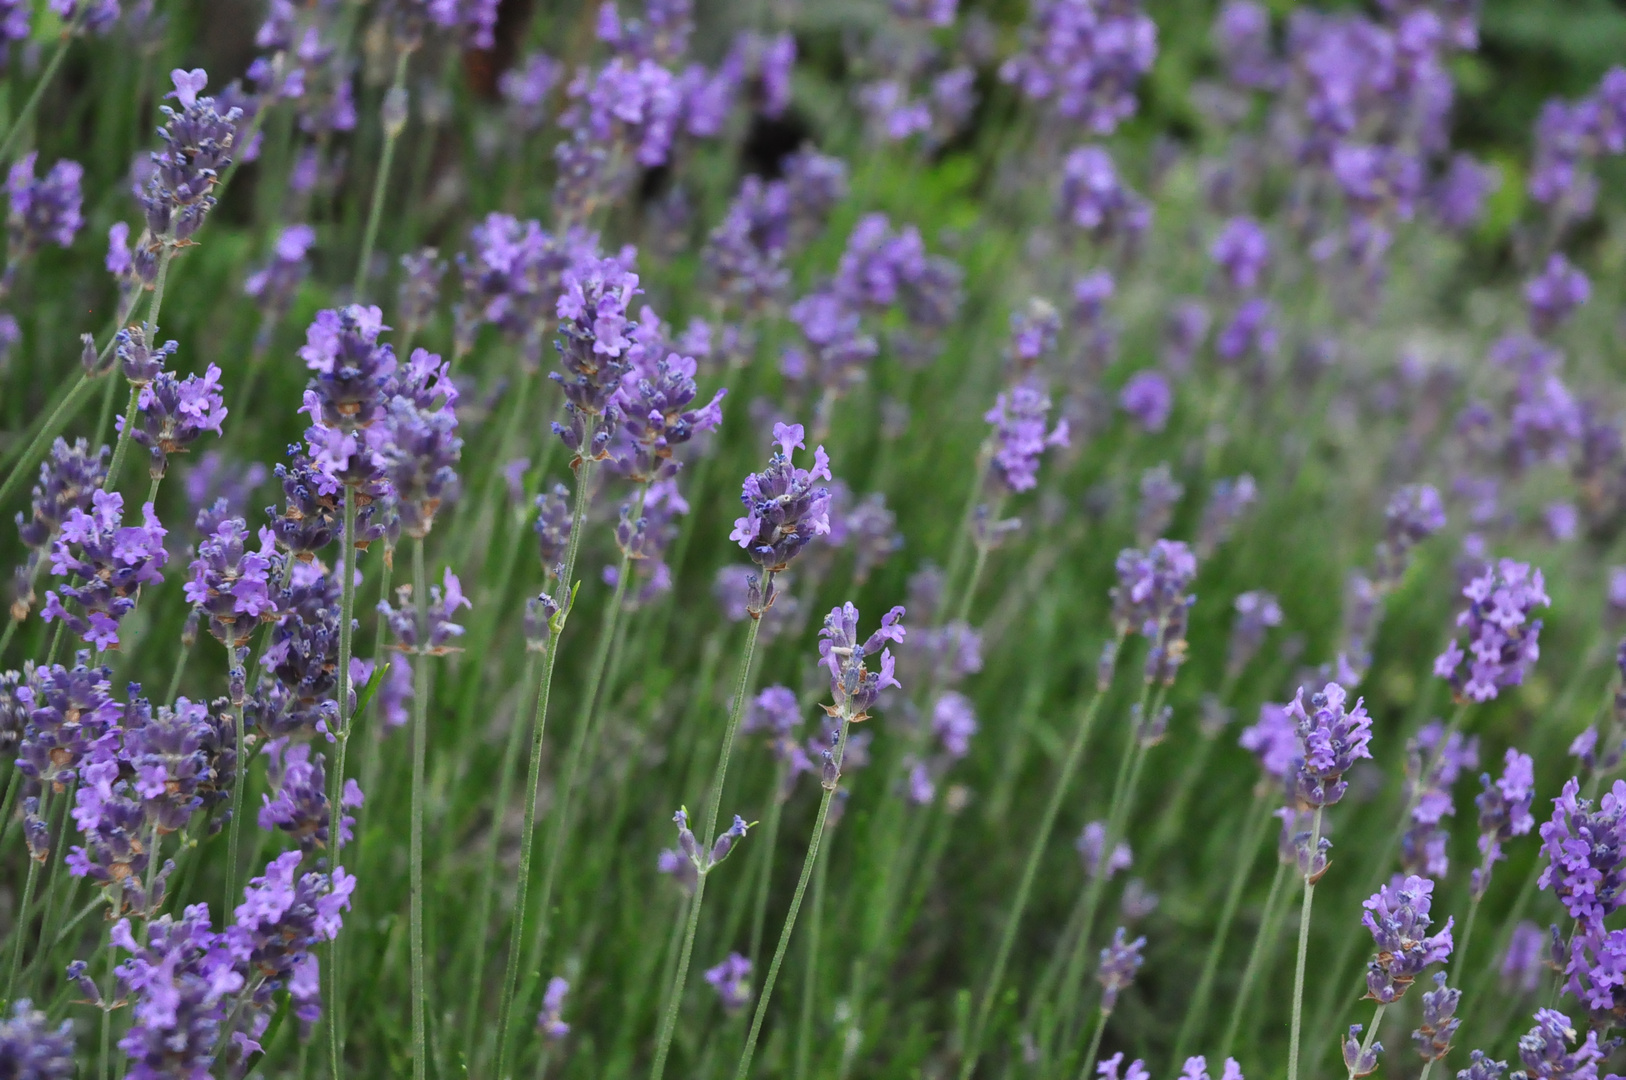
[[1286, 682, 1373, 810], [551, 256, 640, 464], [730, 422, 833, 577], [12, 437, 106, 619], [1000, 0, 1158, 133], [1361, 874, 1454, 1002], [1107, 540, 1198, 686], [373, 348, 461, 537], [6, 152, 83, 257], [137, 70, 242, 252], [819, 602, 905, 726], [1096, 926, 1146, 1013], [40, 491, 169, 649], [1473, 748, 1535, 898], [1433, 559, 1550, 703]]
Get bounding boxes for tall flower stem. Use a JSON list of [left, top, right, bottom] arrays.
[[650, 597, 769, 1080], [325, 489, 361, 1078], [409, 535, 432, 1080], [354, 49, 413, 298], [1075, 1009, 1108, 1080], [746, 764, 790, 967], [493, 459, 596, 1080], [1171, 790, 1275, 1065], [794, 837, 829, 1080], [222, 692, 245, 914], [734, 720, 851, 1080], [0, 16, 82, 166], [1, 789, 48, 1006], [1346, 1002, 1387, 1080], [1220, 860, 1290, 1061], [958, 635, 1124, 1080], [104, 241, 176, 494], [1287, 807, 1325, 1080]]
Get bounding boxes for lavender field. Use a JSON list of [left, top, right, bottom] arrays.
[[0, 0, 1623, 1077]]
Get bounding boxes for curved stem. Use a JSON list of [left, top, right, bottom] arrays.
[[959, 641, 1122, 1080], [1451, 893, 1482, 992], [735, 720, 851, 1080], [1171, 792, 1275, 1066], [1287, 807, 1325, 1080], [354, 49, 412, 298], [326, 489, 360, 1078], [650, 608, 767, 1080], [0, 21, 79, 166], [494, 459, 595, 1080], [410, 536, 431, 1080], [1220, 860, 1290, 1062]]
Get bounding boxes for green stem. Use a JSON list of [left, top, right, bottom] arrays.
[[2, 788, 47, 1007], [222, 681, 244, 916], [354, 49, 412, 298], [98, 929, 116, 1080], [794, 837, 829, 1080], [650, 607, 767, 1080], [746, 764, 789, 968], [162, 636, 193, 703], [0, 768, 17, 852], [1220, 860, 1290, 1062], [410, 536, 431, 1080], [0, 20, 79, 166], [326, 489, 360, 1078], [493, 459, 595, 1080], [958, 640, 1122, 1080], [1170, 791, 1275, 1066], [1076, 1010, 1108, 1080], [0, 372, 92, 514], [1451, 893, 1482, 992], [1287, 807, 1325, 1080], [734, 719, 852, 1080]]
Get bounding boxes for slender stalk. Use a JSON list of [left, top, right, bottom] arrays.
[[0, 20, 80, 166], [222, 684, 244, 916], [1347, 1002, 1387, 1080], [98, 929, 115, 1080], [1170, 791, 1275, 1066], [2, 788, 47, 1006], [1076, 1010, 1108, 1080], [1451, 893, 1482, 991], [1287, 807, 1325, 1080], [794, 838, 829, 1080], [325, 489, 360, 1078], [735, 720, 852, 1080], [354, 49, 413, 298], [746, 765, 789, 967], [1420, 1061, 1437, 1080], [162, 636, 194, 703], [0, 768, 17, 852], [410, 536, 431, 1080], [0, 372, 92, 513], [493, 460, 595, 1080], [958, 641, 1123, 1080], [1220, 860, 1290, 1061], [650, 607, 768, 1080]]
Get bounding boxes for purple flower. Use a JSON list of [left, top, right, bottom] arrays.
[[1430, 153, 1498, 231], [1343, 1023, 1381, 1078], [67, 755, 164, 913], [1374, 484, 1446, 590], [1564, 920, 1626, 1026], [1286, 682, 1373, 809], [457, 213, 598, 362], [1473, 748, 1535, 897], [932, 691, 977, 759], [1119, 370, 1172, 434], [704, 176, 794, 313], [185, 516, 280, 654], [113, 326, 176, 388], [1179, 1058, 1244, 1080], [1163, 299, 1211, 374], [1537, 778, 1626, 925], [1433, 559, 1550, 703], [1525, 254, 1591, 336], [1196, 474, 1258, 557], [1227, 590, 1282, 677], [501, 52, 562, 133], [1000, 0, 1158, 133], [1210, 216, 1270, 291], [244, 224, 316, 330], [986, 378, 1069, 492], [610, 345, 725, 482], [534, 482, 573, 569], [1136, 464, 1183, 546], [730, 422, 833, 574], [1108, 540, 1197, 686], [0, 1, 28, 45], [1503, 922, 1545, 995], [12, 654, 121, 790], [1510, 1009, 1603, 1080], [7, 152, 83, 254], [1215, 298, 1277, 365], [1098, 1053, 1151, 1080], [1057, 146, 1150, 240], [300, 305, 397, 433], [12, 437, 107, 619], [1240, 702, 1298, 781], [1077, 820, 1132, 880], [379, 567, 471, 655], [41, 491, 168, 649], [819, 602, 905, 721], [139, 69, 243, 242], [1401, 722, 1478, 878], [258, 739, 359, 851], [1214, 1, 1281, 89], [1362, 874, 1454, 1002], [705, 953, 753, 1014], [552, 256, 641, 462], [822, 484, 902, 585], [0, 1000, 73, 1079], [111, 904, 242, 1080], [373, 350, 462, 538], [119, 363, 228, 479], [251, 562, 344, 739], [1096, 927, 1146, 1013], [537, 976, 570, 1040]]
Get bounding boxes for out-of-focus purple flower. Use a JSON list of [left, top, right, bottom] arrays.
[[244, 224, 316, 331], [1332, 143, 1423, 220], [184, 452, 266, 523], [1210, 216, 1270, 291], [1196, 474, 1257, 558], [1287, 682, 1373, 809], [986, 378, 1069, 492], [397, 248, 446, 343], [1000, 0, 1158, 133], [931, 691, 977, 759], [1430, 153, 1498, 231], [534, 483, 572, 569], [1163, 299, 1211, 375], [1433, 559, 1549, 703], [1215, 298, 1277, 365], [1525, 254, 1591, 336], [501, 52, 562, 133], [1119, 370, 1172, 434], [1136, 464, 1183, 546], [1545, 503, 1579, 543], [0, 999, 73, 1078], [1107, 540, 1198, 686], [1538, 777, 1626, 925], [537, 976, 570, 1040], [823, 485, 902, 585], [1098, 1053, 1152, 1080], [379, 567, 470, 655], [1362, 874, 1454, 1002], [1374, 484, 1446, 590], [1077, 820, 1132, 880], [1009, 298, 1061, 365], [1227, 590, 1282, 677], [1057, 147, 1150, 240], [1503, 922, 1545, 995], [819, 602, 905, 722], [7, 152, 83, 255], [0, 2, 29, 47], [456, 214, 598, 363], [705, 953, 753, 1014], [1240, 702, 1298, 780], [12, 438, 106, 619], [1397, 721, 1476, 879], [730, 422, 833, 575], [1214, 1, 1281, 89], [1096, 927, 1146, 1013], [41, 491, 168, 649]]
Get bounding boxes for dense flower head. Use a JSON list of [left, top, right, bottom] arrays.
[[457, 215, 599, 362], [1525, 253, 1591, 336], [704, 176, 794, 312], [120, 363, 228, 479], [111, 903, 241, 1080], [1120, 370, 1173, 433], [830, 215, 963, 332], [41, 491, 169, 649], [1538, 778, 1626, 925], [267, 450, 338, 560], [0, 999, 74, 1079], [1362, 874, 1455, 1002], [1214, 1, 1281, 89], [258, 738, 359, 850], [552, 256, 640, 461], [1109, 540, 1198, 684], [819, 602, 905, 721], [1511, 1009, 1604, 1080], [1000, 0, 1159, 133], [1433, 559, 1550, 703], [244, 223, 316, 329], [1058, 146, 1151, 239], [185, 513, 280, 649], [120, 694, 234, 833], [300, 305, 397, 432], [609, 345, 725, 482], [553, 57, 682, 215], [985, 378, 1069, 492], [12, 653, 121, 788], [534, 482, 573, 569], [139, 69, 242, 241], [379, 568, 470, 654], [1375, 484, 1446, 589], [254, 561, 344, 738], [1474, 748, 1536, 896], [373, 350, 461, 537], [1287, 682, 1373, 808], [706, 953, 753, 1013], [114, 326, 178, 388], [68, 754, 166, 912], [1400, 721, 1478, 878], [13, 437, 107, 618], [785, 290, 877, 392], [731, 422, 833, 573], [1564, 920, 1626, 1027], [1431, 152, 1498, 230], [1097, 926, 1147, 1013], [1211, 216, 1270, 291], [7, 152, 83, 255], [1078, 820, 1132, 880]]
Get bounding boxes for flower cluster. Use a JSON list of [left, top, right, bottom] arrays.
[[1433, 559, 1550, 703], [1473, 748, 1535, 897], [138, 69, 242, 248], [551, 257, 640, 463], [1361, 874, 1454, 1002], [818, 602, 905, 725], [1107, 540, 1198, 686], [41, 491, 169, 649], [731, 423, 833, 576], [1000, 0, 1158, 133], [7, 151, 83, 256], [12, 437, 106, 619], [1287, 682, 1373, 809]]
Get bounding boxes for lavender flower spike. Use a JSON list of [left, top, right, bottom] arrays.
[[1362, 875, 1454, 1003], [537, 977, 570, 1040], [1510, 1010, 1603, 1080], [1097, 927, 1146, 1014], [1433, 559, 1550, 703], [1287, 682, 1373, 809], [1537, 778, 1626, 925], [706, 953, 753, 1014], [0, 999, 74, 1078], [818, 602, 905, 725], [41, 490, 169, 649], [730, 422, 833, 575], [552, 256, 640, 464], [1472, 748, 1535, 898], [985, 378, 1069, 492]]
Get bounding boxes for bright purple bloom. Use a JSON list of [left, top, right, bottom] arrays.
[[379, 567, 470, 654], [139, 69, 242, 242], [730, 422, 833, 573], [457, 213, 599, 362], [1362, 874, 1454, 1002], [12, 654, 122, 790], [1538, 778, 1626, 925], [552, 256, 640, 462], [986, 378, 1069, 492], [1108, 540, 1197, 686], [258, 739, 359, 851], [12, 437, 107, 618], [819, 602, 905, 720], [7, 152, 83, 254], [1119, 370, 1172, 433], [373, 350, 461, 538], [705, 953, 753, 1013], [610, 345, 725, 482], [119, 364, 227, 480], [300, 304, 397, 433], [1097, 927, 1146, 1013], [1098, 1053, 1151, 1080], [185, 516, 280, 651], [1240, 702, 1298, 781], [41, 491, 168, 649], [1433, 559, 1550, 703], [1473, 748, 1535, 897], [1564, 920, 1626, 1025], [1286, 682, 1373, 808], [111, 904, 242, 1080], [1210, 217, 1270, 291], [1525, 254, 1591, 336]]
